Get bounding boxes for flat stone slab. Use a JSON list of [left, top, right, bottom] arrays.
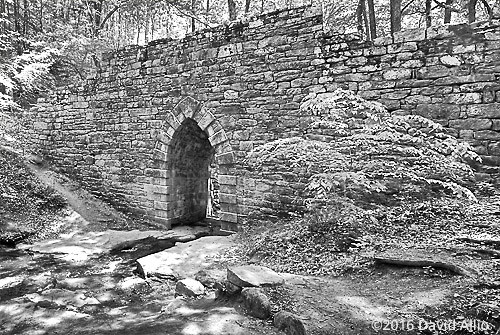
[[136, 235, 234, 280], [227, 265, 285, 287], [19, 226, 209, 262], [374, 248, 477, 278]]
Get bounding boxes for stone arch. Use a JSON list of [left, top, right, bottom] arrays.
[[151, 96, 236, 228]]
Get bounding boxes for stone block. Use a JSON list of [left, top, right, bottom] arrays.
[[488, 142, 500, 155], [383, 69, 412, 80], [219, 175, 237, 185], [219, 193, 237, 204], [449, 119, 492, 130], [466, 104, 500, 118], [197, 110, 215, 130], [444, 93, 482, 104], [209, 130, 228, 146], [216, 152, 235, 165], [220, 212, 238, 223], [440, 55, 462, 67], [475, 130, 500, 140]]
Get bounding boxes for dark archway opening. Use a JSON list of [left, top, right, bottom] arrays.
[[167, 118, 215, 225]]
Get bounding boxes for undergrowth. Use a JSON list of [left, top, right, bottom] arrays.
[[0, 146, 67, 241]]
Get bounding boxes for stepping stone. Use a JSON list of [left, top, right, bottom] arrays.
[[175, 278, 205, 297], [227, 265, 284, 287], [136, 235, 234, 280], [374, 248, 477, 277]]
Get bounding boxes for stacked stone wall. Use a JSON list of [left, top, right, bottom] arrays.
[[318, 23, 500, 170], [27, 5, 500, 227]]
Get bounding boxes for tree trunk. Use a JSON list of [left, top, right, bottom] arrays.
[[22, 0, 28, 35], [356, 0, 365, 36], [468, 0, 477, 23], [390, 0, 401, 33], [13, 0, 20, 34], [366, 0, 377, 40], [0, 0, 5, 34], [5, 0, 10, 31], [245, 0, 251, 13], [425, 0, 432, 28], [444, 0, 452, 23], [136, 6, 140, 44], [144, 4, 149, 43], [228, 0, 236, 20], [150, 8, 155, 42], [191, 0, 196, 32], [95, 0, 103, 35], [38, 0, 42, 32]]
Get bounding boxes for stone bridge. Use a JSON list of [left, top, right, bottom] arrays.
[[28, 5, 500, 229]]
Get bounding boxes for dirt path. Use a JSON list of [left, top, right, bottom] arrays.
[[26, 163, 162, 235]]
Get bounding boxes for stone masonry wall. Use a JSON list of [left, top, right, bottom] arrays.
[[27, 5, 500, 228], [318, 23, 500, 171]]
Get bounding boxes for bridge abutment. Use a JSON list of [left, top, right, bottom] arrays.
[[26, 5, 500, 229]]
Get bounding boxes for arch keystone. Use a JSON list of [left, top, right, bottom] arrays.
[[173, 96, 201, 119]]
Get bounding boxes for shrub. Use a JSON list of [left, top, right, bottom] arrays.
[[247, 89, 478, 209]]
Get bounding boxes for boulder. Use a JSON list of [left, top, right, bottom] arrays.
[[194, 269, 221, 289], [274, 311, 307, 335], [227, 265, 284, 288], [175, 278, 205, 297], [241, 288, 271, 319]]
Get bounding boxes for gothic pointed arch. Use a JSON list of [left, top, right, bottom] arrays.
[[150, 97, 236, 227]]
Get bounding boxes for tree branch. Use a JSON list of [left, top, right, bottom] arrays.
[[402, 0, 417, 14], [480, 0, 492, 18], [168, 2, 212, 28], [432, 0, 461, 12], [99, 5, 119, 30]]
